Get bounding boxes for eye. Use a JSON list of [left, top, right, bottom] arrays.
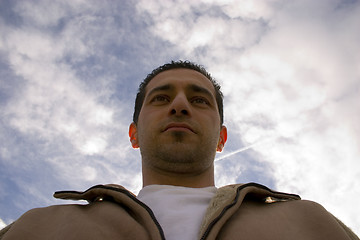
[[151, 95, 169, 103], [191, 97, 209, 105]]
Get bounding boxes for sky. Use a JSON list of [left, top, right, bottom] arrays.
[[0, 0, 359, 235]]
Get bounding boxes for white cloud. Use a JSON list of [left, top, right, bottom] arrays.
[[215, 159, 243, 186], [13, 0, 91, 28], [223, 1, 360, 234], [3, 56, 115, 156], [137, 0, 268, 57], [0, 0, 137, 198], [221, 0, 276, 20], [79, 137, 108, 156], [0, 218, 6, 230], [1, 7, 120, 159]]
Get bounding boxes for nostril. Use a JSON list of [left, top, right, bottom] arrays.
[[181, 109, 188, 115], [170, 109, 188, 115]]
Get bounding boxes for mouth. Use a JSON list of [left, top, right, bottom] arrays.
[[163, 123, 195, 133]]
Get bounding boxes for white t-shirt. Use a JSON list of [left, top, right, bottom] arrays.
[[137, 185, 217, 240]]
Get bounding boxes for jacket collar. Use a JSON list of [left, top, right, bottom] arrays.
[[54, 183, 300, 240], [199, 183, 300, 239]]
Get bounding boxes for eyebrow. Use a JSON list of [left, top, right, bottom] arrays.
[[187, 84, 214, 100], [146, 83, 215, 100], [147, 84, 172, 98]]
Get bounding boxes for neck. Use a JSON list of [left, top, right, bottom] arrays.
[[142, 164, 215, 188]]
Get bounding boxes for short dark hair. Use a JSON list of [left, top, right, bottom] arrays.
[[133, 60, 224, 125]]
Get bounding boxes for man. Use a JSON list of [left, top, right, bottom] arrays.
[[0, 60, 358, 239]]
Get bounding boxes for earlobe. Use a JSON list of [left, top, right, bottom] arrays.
[[216, 126, 227, 152], [129, 122, 139, 148]]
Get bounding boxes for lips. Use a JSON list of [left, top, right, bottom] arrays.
[[163, 123, 195, 133]]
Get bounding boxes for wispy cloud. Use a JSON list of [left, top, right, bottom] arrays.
[[215, 137, 275, 161]]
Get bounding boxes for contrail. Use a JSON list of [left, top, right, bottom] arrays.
[[215, 137, 274, 162]]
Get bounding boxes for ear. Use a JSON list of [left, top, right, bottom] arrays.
[[129, 122, 139, 148], [216, 126, 227, 152]]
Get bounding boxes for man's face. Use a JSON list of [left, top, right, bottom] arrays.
[[129, 68, 227, 174]]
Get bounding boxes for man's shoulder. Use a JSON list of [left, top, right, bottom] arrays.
[[0, 184, 163, 240], [0, 184, 141, 240], [212, 183, 359, 240]]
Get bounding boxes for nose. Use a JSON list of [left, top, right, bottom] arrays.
[[169, 93, 191, 117]]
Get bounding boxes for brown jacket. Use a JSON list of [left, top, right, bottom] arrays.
[[0, 183, 358, 239]]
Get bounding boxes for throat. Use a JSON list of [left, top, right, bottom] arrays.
[[142, 162, 215, 188]]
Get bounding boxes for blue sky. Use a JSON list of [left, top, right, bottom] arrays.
[[1, 0, 359, 235]]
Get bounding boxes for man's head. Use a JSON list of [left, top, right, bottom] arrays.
[[132, 60, 224, 126], [129, 60, 227, 187]]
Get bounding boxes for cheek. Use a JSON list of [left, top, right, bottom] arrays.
[[137, 111, 151, 128], [137, 117, 157, 140], [200, 113, 221, 128], [140, 109, 166, 129]]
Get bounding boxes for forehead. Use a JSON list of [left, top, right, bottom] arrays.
[[145, 68, 216, 95]]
